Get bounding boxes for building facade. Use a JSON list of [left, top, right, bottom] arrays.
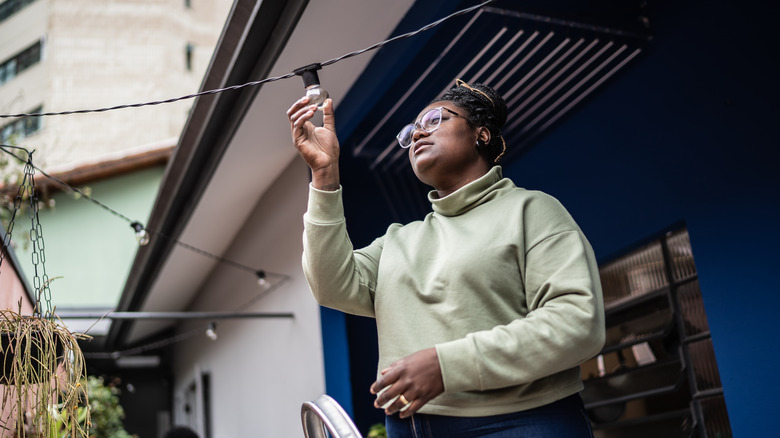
[[0, 0, 232, 310], [0, 0, 232, 168]]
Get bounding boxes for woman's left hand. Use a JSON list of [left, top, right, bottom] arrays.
[[370, 347, 444, 418]]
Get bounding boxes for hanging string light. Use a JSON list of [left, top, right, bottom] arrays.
[[0, 0, 500, 287], [205, 322, 218, 341], [130, 222, 151, 246], [0, 0, 496, 120], [256, 270, 268, 288], [294, 63, 329, 109], [0, 145, 284, 287]]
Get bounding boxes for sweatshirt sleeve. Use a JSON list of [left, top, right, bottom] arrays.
[[302, 184, 383, 317], [435, 201, 605, 393]]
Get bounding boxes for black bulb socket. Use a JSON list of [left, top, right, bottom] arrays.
[[294, 63, 323, 88]]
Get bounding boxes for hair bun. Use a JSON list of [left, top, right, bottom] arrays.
[[473, 83, 507, 128]]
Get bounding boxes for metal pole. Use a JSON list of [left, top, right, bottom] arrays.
[[55, 311, 294, 320]]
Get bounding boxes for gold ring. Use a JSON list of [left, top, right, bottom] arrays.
[[398, 394, 411, 406]]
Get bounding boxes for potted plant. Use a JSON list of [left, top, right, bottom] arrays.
[[367, 423, 387, 438], [1, 150, 91, 437], [0, 304, 90, 437]]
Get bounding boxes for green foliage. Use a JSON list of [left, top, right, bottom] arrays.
[[25, 376, 134, 438], [0, 144, 28, 232], [367, 423, 387, 438], [48, 404, 89, 438], [84, 376, 133, 438], [0, 308, 90, 437]]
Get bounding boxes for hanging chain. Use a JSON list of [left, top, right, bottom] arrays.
[[19, 153, 53, 318], [0, 157, 27, 275], [0, 153, 52, 317]]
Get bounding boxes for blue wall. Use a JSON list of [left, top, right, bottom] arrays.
[[504, 1, 780, 435], [320, 307, 355, 416]]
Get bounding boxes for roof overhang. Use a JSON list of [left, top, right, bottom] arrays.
[[107, 0, 650, 348], [107, 0, 418, 347]]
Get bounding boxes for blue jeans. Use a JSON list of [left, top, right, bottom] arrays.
[[385, 393, 593, 438]]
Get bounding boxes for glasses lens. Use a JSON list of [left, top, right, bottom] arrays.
[[396, 124, 415, 148], [420, 108, 442, 131], [396, 108, 444, 148]]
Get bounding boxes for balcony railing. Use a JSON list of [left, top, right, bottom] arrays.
[[0, 0, 37, 24]]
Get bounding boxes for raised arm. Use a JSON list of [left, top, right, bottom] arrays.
[[287, 97, 340, 191]]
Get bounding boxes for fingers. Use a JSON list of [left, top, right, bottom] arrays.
[[286, 96, 313, 119], [287, 97, 318, 139], [321, 98, 335, 131], [372, 383, 413, 417], [369, 366, 418, 417], [374, 387, 422, 418], [370, 348, 444, 418], [370, 365, 401, 409], [369, 368, 392, 395]]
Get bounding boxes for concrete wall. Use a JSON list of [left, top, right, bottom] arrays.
[[0, 242, 34, 313], [0, 232, 34, 437], [0, 0, 48, 117], [0, 0, 232, 169], [12, 165, 165, 315], [170, 158, 327, 437]]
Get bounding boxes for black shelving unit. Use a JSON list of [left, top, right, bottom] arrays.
[[581, 229, 732, 438]]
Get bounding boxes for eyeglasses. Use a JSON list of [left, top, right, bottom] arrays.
[[396, 106, 465, 148]]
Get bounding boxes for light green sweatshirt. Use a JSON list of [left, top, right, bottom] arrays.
[[303, 166, 605, 417]]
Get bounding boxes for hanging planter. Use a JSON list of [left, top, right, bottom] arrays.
[[0, 150, 91, 438], [0, 308, 90, 437], [0, 322, 62, 386]]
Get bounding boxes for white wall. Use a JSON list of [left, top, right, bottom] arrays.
[[170, 158, 327, 437]]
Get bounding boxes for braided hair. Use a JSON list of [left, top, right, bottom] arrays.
[[435, 79, 508, 163]]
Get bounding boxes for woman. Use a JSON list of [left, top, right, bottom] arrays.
[[287, 80, 605, 437]]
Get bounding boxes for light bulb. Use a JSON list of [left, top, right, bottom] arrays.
[[294, 63, 329, 110], [130, 222, 151, 246], [206, 322, 218, 341], [256, 270, 269, 289], [305, 85, 329, 109], [136, 229, 150, 246]]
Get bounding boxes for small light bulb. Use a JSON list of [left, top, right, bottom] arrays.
[[305, 85, 329, 109], [294, 63, 329, 110], [256, 270, 269, 289], [136, 229, 150, 246], [130, 222, 151, 246], [206, 322, 218, 341]]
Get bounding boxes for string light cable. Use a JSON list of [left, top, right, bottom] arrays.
[[0, 144, 285, 288], [82, 325, 208, 359], [0, 0, 498, 290], [0, 0, 496, 119]]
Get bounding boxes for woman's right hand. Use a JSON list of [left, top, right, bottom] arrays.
[[287, 97, 340, 190]]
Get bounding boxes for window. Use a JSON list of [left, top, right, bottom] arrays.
[[185, 43, 194, 71], [0, 40, 42, 86], [580, 227, 732, 437], [0, 106, 42, 143], [0, 0, 37, 24], [201, 373, 212, 438]]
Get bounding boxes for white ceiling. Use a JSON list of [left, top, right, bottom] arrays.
[[127, 0, 416, 342]]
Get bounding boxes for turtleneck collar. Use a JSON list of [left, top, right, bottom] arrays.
[[428, 166, 512, 217]]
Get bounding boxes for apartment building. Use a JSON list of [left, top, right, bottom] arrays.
[[0, 0, 232, 313], [0, 0, 232, 168]]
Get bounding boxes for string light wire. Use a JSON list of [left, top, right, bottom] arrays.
[[83, 326, 204, 359], [0, 0, 496, 119], [0, 0, 498, 282], [0, 144, 282, 283]]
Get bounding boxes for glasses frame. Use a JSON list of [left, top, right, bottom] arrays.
[[396, 106, 466, 148]]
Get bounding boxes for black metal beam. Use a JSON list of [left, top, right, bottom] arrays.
[[108, 0, 309, 348], [58, 311, 294, 320]]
